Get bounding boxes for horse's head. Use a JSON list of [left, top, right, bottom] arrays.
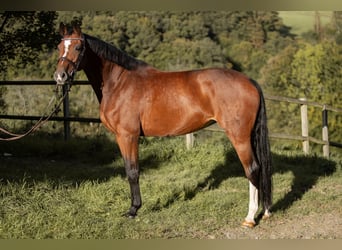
[[54, 20, 85, 85]]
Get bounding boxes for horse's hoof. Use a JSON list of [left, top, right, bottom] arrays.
[[262, 213, 271, 220], [128, 214, 136, 219], [262, 211, 272, 220], [241, 220, 255, 228], [126, 211, 137, 219], [122, 211, 136, 219]]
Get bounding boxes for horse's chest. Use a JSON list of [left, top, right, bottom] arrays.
[[100, 91, 142, 132]]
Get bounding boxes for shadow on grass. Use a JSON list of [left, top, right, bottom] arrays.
[[183, 148, 337, 217], [270, 153, 336, 212], [0, 132, 162, 185]]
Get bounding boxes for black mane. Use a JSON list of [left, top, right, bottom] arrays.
[[84, 34, 148, 70]]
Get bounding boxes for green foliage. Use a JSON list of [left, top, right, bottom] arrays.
[[291, 42, 342, 140], [261, 40, 342, 143], [2, 11, 295, 78], [0, 11, 59, 116], [260, 44, 299, 92], [0, 11, 59, 76], [68, 11, 294, 75], [0, 86, 6, 113]]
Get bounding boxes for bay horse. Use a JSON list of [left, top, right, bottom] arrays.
[[54, 21, 272, 228]]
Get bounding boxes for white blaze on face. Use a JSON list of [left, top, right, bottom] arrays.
[[62, 39, 72, 58], [55, 39, 72, 84]]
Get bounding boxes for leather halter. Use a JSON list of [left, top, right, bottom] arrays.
[[57, 36, 85, 80]]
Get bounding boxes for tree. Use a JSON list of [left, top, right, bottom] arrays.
[[0, 11, 58, 114], [260, 40, 342, 143], [260, 44, 299, 94], [325, 11, 342, 44], [0, 11, 59, 75], [217, 11, 295, 79]]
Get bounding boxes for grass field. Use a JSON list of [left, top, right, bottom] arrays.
[[278, 11, 333, 35], [0, 131, 341, 239]]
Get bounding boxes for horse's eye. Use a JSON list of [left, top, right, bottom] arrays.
[[75, 45, 83, 51]]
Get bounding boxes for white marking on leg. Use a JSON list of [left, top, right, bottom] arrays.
[[62, 39, 71, 58], [245, 181, 258, 224], [263, 208, 271, 220]]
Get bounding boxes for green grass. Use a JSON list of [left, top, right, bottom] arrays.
[[0, 132, 341, 239], [278, 11, 333, 35]]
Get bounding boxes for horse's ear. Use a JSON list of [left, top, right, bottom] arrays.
[[71, 19, 82, 35], [59, 22, 66, 36]]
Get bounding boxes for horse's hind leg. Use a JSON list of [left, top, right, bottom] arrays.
[[225, 133, 260, 228]]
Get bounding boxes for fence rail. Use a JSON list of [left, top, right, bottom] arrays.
[[1, 81, 341, 158], [264, 94, 342, 113], [265, 95, 342, 157], [0, 80, 91, 140], [0, 114, 100, 123]]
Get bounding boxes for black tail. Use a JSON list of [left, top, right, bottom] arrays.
[[251, 80, 273, 211]]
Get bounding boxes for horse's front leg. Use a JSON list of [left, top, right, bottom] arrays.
[[116, 133, 141, 217]]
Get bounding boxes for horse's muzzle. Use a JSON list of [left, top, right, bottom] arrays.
[[54, 70, 69, 85]]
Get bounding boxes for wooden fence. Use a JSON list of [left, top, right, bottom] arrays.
[[1, 81, 341, 158], [0, 80, 99, 141]]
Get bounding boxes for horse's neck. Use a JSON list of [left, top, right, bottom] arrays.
[[83, 56, 128, 103], [83, 63, 103, 103]]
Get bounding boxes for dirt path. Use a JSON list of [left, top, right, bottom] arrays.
[[212, 212, 342, 239]]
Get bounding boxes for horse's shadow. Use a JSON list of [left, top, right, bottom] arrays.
[[0, 134, 161, 185], [269, 153, 336, 212], [181, 147, 337, 217]]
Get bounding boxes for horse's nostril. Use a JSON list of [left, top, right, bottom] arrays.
[[61, 72, 68, 81]]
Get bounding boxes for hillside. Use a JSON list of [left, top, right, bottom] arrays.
[[278, 11, 333, 35]]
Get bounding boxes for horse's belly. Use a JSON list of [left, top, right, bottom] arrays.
[[141, 109, 214, 136]]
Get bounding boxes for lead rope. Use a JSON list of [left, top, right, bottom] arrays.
[[0, 85, 69, 141]]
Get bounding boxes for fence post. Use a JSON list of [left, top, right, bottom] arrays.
[[322, 105, 329, 158], [186, 133, 194, 150], [300, 98, 309, 155], [62, 84, 70, 140]]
